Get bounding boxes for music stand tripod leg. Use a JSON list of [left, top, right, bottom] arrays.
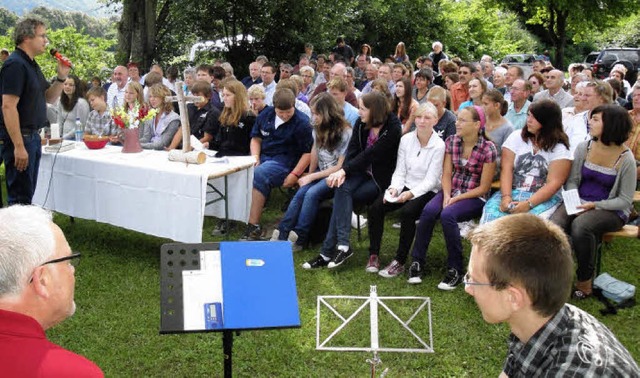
[[223, 330, 234, 378]]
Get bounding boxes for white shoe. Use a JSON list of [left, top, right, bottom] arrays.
[[270, 229, 280, 241], [351, 213, 367, 229], [288, 230, 299, 243]]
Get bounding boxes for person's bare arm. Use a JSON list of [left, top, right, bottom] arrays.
[[45, 61, 71, 104], [1, 94, 29, 171]]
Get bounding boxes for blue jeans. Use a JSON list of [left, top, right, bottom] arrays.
[[0, 130, 42, 205], [410, 191, 485, 272], [321, 173, 380, 258], [277, 178, 334, 245], [253, 159, 290, 198]]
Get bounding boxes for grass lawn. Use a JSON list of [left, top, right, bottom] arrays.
[[10, 187, 640, 377]]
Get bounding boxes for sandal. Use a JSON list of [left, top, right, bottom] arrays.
[[572, 288, 592, 300]]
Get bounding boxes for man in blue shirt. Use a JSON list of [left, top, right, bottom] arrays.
[[242, 88, 313, 240], [0, 17, 69, 205]]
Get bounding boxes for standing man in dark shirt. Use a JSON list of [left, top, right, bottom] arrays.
[[0, 17, 69, 205], [331, 36, 355, 67]]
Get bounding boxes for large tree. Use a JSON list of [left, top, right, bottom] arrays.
[[116, 0, 164, 70], [489, 0, 637, 68]]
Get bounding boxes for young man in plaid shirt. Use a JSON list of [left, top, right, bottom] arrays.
[[466, 213, 639, 377]]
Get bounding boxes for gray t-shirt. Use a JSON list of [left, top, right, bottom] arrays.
[[313, 128, 352, 171], [487, 119, 514, 155]]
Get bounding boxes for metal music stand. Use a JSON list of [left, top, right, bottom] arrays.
[[316, 286, 433, 377], [160, 241, 300, 377]]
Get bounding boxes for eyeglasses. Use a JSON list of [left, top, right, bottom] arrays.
[[42, 253, 82, 267], [463, 272, 494, 288], [301, 75, 313, 78], [36, 33, 48, 40], [29, 253, 81, 284]]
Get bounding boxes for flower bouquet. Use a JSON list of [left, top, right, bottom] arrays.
[[111, 101, 157, 129], [111, 101, 157, 153]]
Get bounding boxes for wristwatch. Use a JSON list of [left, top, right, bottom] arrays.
[[527, 200, 535, 209], [54, 76, 66, 83]]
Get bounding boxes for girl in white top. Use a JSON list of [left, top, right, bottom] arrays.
[[57, 75, 90, 139], [481, 99, 572, 223], [367, 102, 446, 277]]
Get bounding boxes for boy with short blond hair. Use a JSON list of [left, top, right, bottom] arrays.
[[85, 86, 115, 136]]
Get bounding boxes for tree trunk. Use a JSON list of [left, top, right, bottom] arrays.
[[117, 0, 157, 71], [116, 0, 134, 65], [143, 0, 157, 71], [554, 10, 568, 70]]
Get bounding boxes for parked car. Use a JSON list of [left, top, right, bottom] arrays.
[[583, 51, 599, 69], [592, 48, 639, 84], [500, 54, 535, 79]]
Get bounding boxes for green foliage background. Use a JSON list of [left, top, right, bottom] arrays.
[[0, 27, 116, 81]]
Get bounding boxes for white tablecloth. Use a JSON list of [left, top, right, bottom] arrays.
[[33, 144, 255, 242]]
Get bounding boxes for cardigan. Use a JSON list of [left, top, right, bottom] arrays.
[[565, 140, 637, 218]]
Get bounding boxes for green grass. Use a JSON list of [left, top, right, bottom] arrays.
[[36, 190, 640, 377]]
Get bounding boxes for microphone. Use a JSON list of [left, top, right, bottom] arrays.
[[49, 48, 73, 68]]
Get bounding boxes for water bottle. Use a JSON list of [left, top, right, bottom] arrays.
[[75, 117, 83, 142]]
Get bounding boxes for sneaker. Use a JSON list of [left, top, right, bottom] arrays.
[[302, 255, 329, 269], [407, 262, 423, 284], [288, 230, 299, 244], [270, 229, 280, 241], [365, 255, 380, 273], [351, 213, 367, 229], [239, 224, 263, 241], [458, 220, 477, 239], [379, 260, 405, 278], [437, 268, 463, 291], [211, 220, 230, 236], [327, 248, 353, 269]]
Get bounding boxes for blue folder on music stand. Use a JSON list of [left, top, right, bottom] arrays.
[[221, 241, 300, 329]]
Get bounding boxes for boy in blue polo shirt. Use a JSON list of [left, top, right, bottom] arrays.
[[242, 88, 312, 240]]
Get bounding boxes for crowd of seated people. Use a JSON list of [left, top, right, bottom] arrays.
[[57, 40, 640, 294]]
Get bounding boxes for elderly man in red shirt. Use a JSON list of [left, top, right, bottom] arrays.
[[0, 205, 103, 377]]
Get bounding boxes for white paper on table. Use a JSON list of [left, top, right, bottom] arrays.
[[562, 189, 584, 215], [182, 250, 223, 331], [190, 135, 205, 151]]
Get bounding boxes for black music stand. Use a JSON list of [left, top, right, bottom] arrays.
[[159, 241, 300, 377]]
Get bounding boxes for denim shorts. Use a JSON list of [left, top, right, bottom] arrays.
[[253, 159, 290, 197]]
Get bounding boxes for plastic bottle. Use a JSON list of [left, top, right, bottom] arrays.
[[75, 117, 83, 142]]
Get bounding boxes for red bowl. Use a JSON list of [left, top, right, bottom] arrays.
[[83, 136, 109, 150]]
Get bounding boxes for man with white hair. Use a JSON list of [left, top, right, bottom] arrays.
[[106, 65, 128, 110], [0, 205, 103, 376], [428, 41, 449, 74], [310, 62, 358, 107], [241, 61, 263, 89]]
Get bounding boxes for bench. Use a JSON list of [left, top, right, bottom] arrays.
[[595, 196, 640, 276]]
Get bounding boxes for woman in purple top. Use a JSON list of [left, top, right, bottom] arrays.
[[407, 106, 497, 289], [551, 105, 637, 299]]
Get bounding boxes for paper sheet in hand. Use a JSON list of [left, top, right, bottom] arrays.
[[384, 190, 400, 203], [562, 189, 584, 215], [182, 250, 224, 330]]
